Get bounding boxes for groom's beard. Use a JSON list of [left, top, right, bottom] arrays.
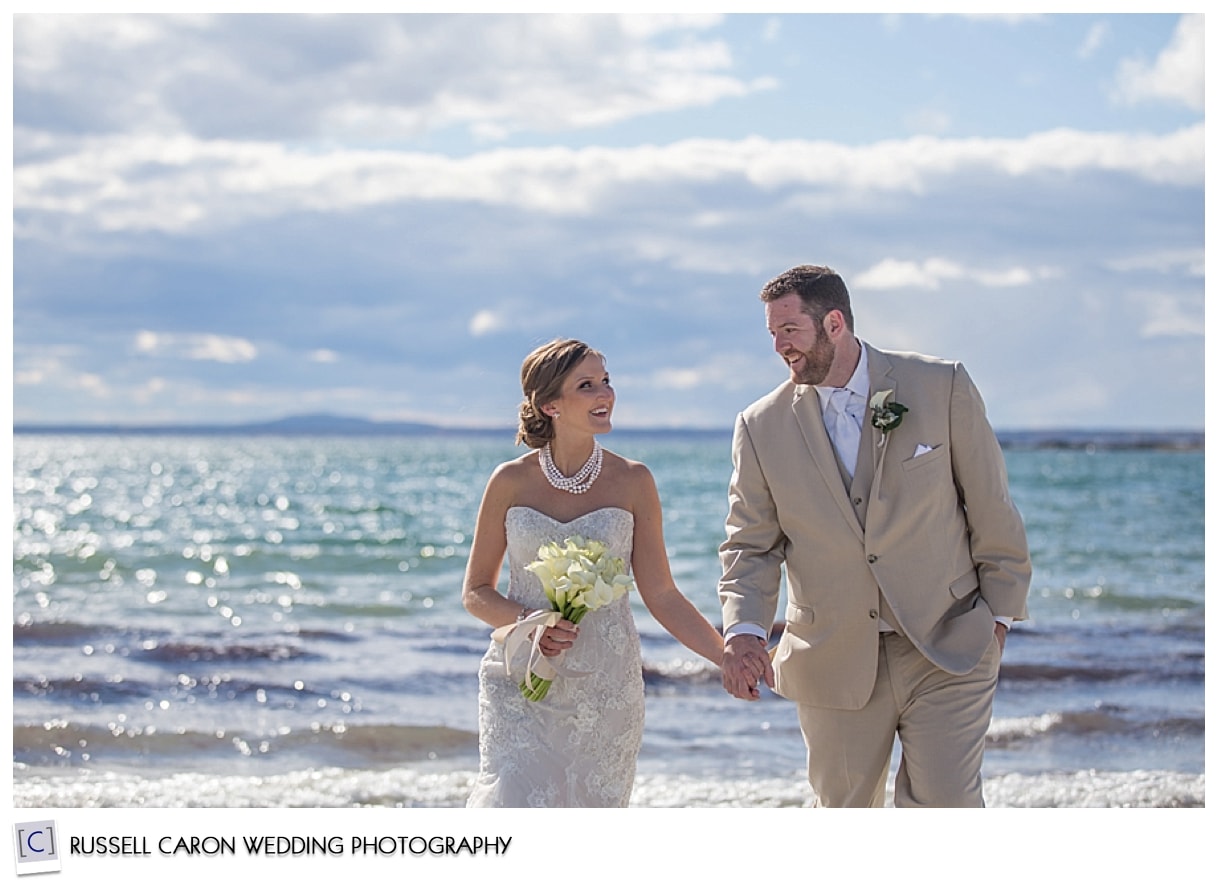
[[787, 327, 836, 386]]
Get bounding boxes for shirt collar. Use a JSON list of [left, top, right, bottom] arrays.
[[814, 341, 869, 411]]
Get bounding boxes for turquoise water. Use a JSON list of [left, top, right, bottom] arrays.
[[10, 434, 1205, 807]]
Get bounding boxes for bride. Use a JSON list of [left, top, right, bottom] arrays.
[[462, 338, 724, 807]]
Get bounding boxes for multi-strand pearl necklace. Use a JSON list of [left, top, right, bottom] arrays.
[[540, 441, 603, 495]]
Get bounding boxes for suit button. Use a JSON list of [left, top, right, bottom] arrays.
[[869, 609, 879, 619], [867, 554, 878, 563], [853, 497, 863, 505]]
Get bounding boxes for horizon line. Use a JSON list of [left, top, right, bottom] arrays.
[[9, 413, 1205, 446]]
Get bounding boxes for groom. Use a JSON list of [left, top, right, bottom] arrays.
[[718, 265, 1031, 807]]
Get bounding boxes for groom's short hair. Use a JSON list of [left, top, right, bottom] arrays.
[[760, 265, 854, 333]]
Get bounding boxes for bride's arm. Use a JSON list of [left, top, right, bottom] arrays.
[[461, 463, 577, 657], [461, 464, 522, 629], [628, 463, 724, 666]]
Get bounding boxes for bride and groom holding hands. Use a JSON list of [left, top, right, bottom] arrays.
[[461, 264, 1032, 809]]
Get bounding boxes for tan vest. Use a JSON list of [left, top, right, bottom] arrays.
[[830, 420, 902, 634]]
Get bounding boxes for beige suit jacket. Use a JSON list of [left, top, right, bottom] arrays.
[[719, 343, 1031, 710]]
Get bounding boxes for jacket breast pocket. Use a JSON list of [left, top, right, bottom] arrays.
[[901, 443, 947, 472]]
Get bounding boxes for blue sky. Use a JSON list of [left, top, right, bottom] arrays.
[[10, 12, 1205, 431]]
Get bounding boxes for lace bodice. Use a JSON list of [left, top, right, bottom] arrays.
[[504, 505, 636, 627]]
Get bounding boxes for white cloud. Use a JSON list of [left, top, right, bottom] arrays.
[[13, 13, 761, 142], [637, 354, 772, 397], [1138, 294, 1204, 339], [1105, 248, 1205, 278], [15, 125, 1203, 241], [952, 14, 1045, 24], [854, 258, 1058, 291], [133, 377, 168, 402], [1076, 22, 1110, 60], [469, 310, 506, 336], [135, 331, 258, 363], [308, 349, 340, 363], [974, 266, 1062, 288], [948, 126, 1201, 186], [75, 373, 109, 395], [1112, 14, 1203, 111], [652, 367, 703, 390], [855, 258, 963, 290], [11, 348, 83, 388]]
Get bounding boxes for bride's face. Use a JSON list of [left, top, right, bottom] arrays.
[[547, 354, 614, 435]]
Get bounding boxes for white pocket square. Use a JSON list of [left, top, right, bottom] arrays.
[[914, 444, 936, 458]]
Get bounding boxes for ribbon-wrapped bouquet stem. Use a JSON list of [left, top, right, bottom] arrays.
[[492, 535, 635, 701]]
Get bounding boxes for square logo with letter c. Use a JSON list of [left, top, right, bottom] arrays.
[[12, 820, 61, 876]]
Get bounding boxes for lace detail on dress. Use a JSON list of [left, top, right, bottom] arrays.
[[466, 506, 645, 808]]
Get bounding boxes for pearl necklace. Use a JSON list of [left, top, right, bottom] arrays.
[[540, 441, 603, 495]]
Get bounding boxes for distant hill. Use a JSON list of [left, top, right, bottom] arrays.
[[995, 429, 1202, 451], [10, 413, 727, 441], [11, 413, 1203, 450], [13, 413, 486, 437]]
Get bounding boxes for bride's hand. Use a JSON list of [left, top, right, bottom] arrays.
[[539, 619, 578, 657]]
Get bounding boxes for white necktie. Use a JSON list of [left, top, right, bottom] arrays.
[[827, 388, 861, 478]]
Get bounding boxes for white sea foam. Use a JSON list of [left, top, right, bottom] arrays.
[[12, 765, 1205, 809], [986, 712, 1065, 744]]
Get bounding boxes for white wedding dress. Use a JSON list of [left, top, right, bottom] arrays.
[[466, 506, 645, 807]]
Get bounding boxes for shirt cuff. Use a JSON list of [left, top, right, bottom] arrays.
[[994, 616, 1013, 630], [724, 623, 769, 642]]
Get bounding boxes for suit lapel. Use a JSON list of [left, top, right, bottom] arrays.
[[792, 383, 863, 538], [866, 344, 897, 497]]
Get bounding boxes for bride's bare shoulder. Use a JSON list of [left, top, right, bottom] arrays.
[[500, 448, 539, 470], [484, 450, 540, 489], [601, 449, 657, 490]]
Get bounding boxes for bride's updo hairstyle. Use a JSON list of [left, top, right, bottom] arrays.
[[516, 339, 602, 449]]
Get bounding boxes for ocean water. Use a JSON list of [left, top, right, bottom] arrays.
[[10, 433, 1205, 809]]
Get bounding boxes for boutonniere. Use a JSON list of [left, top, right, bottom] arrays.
[[869, 389, 908, 434]]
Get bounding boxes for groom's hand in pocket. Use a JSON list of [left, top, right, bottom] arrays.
[[994, 621, 1008, 654], [723, 634, 775, 701]]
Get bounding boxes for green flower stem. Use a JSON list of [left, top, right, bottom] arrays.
[[520, 672, 552, 702], [518, 602, 591, 701]]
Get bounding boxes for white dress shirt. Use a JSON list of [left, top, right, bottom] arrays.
[[814, 345, 869, 478]]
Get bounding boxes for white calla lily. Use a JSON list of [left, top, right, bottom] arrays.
[[520, 534, 636, 701]]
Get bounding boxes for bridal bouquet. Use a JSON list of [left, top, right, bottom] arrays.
[[514, 535, 635, 701]]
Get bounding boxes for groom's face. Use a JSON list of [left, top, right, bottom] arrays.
[[766, 294, 835, 386]]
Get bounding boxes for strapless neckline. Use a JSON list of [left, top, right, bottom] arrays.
[[506, 505, 633, 527]]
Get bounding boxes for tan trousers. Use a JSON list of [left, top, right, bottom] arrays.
[[796, 632, 1001, 807]]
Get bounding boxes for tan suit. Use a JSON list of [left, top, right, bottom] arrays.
[[719, 343, 1031, 804]]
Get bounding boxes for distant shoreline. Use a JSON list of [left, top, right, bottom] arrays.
[[10, 414, 1204, 451]]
